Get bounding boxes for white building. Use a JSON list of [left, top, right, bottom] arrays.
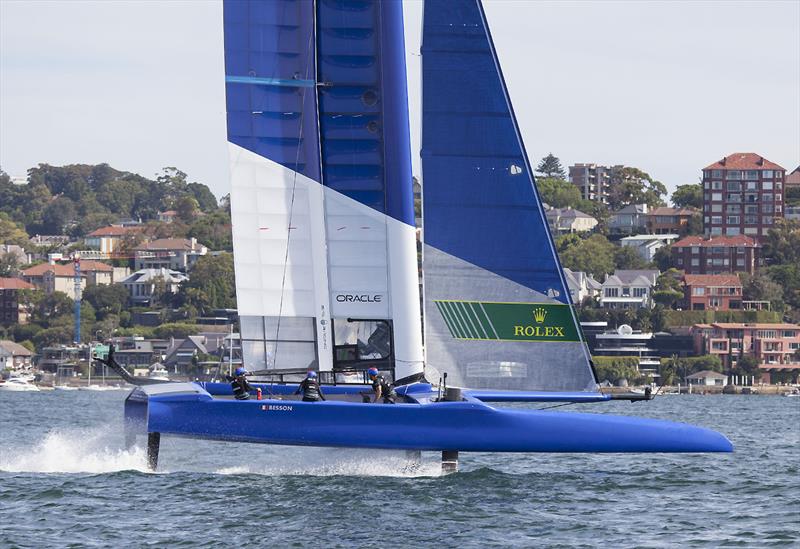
[[619, 234, 680, 262], [599, 270, 659, 309], [0, 340, 33, 370], [563, 268, 601, 303], [545, 207, 598, 234], [686, 370, 728, 387], [120, 268, 188, 304], [134, 238, 208, 272]]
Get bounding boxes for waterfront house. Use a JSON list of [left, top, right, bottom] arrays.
[[682, 274, 743, 311], [691, 322, 800, 383], [0, 340, 33, 370], [686, 370, 728, 387], [599, 270, 659, 309]]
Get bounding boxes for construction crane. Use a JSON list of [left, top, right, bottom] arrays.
[[55, 249, 176, 344]]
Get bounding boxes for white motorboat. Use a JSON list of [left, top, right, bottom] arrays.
[[0, 378, 40, 392]]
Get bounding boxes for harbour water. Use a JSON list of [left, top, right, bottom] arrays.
[[1, 391, 797, 547]]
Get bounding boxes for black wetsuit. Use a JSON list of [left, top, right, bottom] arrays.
[[295, 378, 326, 402], [372, 375, 396, 404], [227, 374, 253, 400]]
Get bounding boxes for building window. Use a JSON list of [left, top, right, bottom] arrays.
[[712, 181, 723, 190], [745, 170, 759, 180], [746, 181, 758, 190], [605, 288, 619, 298], [710, 298, 722, 307], [712, 204, 722, 212], [762, 203, 773, 214], [763, 181, 773, 190], [744, 227, 758, 235], [736, 258, 745, 266], [726, 193, 741, 203], [745, 215, 758, 225], [711, 216, 722, 224], [745, 193, 759, 203], [710, 227, 722, 235], [711, 341, 727, 351], [726, 181, 741, 191], [745, 204, 759, 214], [633, 287, 647, 297], [712, 193, 722, 201], [763, 193, 773, 202], [726, 227, 740, 235], [763, 216, 773, 225], [691, 258, 700, 266], [726, 204, 741, 213], [693, 287, 705, 296], [691, 246, 700, 254], [712, 170, 723, 178], [762, 170, 773, 179], [727, 171, 742, 180], [726, 216, 740, 224]]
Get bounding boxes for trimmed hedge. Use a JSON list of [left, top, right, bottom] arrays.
[[663, 309, 780, 327]]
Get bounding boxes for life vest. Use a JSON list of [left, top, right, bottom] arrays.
[[300, 378, 323, 401], [372, 375, 396, 402], [230, 376, 250, 400]]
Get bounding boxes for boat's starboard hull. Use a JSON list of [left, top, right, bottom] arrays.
[[125, 383, 733, 453]]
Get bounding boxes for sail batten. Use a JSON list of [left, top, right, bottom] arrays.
[[421, 0, 597, 392]]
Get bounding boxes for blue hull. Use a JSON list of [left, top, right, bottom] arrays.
[[125, 383, 733, 453]]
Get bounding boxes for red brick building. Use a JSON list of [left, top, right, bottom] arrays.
[[671, 235, 760, 275], [646, 207, 697, 234], [682, 274, 742, 311], [691, 322, 800, 383], [0, 277, 36, 326], [702, 153, 785, 240]]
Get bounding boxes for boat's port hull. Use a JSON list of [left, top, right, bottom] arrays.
[[125, 383, 733, 453]]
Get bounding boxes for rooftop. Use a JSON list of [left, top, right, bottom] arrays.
[[135, 238, 204, 251], [87, 225, 143, 237], [0, 277, 36, 290], [683, 274, 742, 287], [0, 340, 33, 356], [687, 370, 727, 380], [673, 235, 760, 248], [22, 260, 113, 277], [704, 153, 784, 171], [649, 206, 697, 216]]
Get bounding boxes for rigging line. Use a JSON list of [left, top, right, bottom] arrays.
[[271, 15, 317, 394], [537, 402, 578, 411]]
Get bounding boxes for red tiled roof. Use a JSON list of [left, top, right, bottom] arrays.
[[683, 274, 742, 287], [22, 260, 113, 277], [0, 277, 36, 290], [87, 225, 142, 237], [135, 238, 197, 251], [672, 235, 760, 248], [704, 153, 784, 171]]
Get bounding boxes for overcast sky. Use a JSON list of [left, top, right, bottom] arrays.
[[1, 0, 798, 200]]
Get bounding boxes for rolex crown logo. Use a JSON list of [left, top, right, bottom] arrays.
[[532, 307, 547, 323]]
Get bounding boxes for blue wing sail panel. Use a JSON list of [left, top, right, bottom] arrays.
[[421, 0, 570, 299], [316, 0, 415, 225], [224, 0, 321, 182]]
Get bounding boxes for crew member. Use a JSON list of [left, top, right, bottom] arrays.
[[227, 367, 254, 400], [367, 367, 396, 404], [294, 371, 326, 402]]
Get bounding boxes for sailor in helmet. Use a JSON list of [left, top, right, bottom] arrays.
[[367, 367, 396, 404], [226, 367, 254, 400], [294, 370, 326, 402]]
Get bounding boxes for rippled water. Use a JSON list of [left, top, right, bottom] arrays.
[[1, 390, 797, 547]]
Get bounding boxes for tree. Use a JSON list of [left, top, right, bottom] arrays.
[[42, 197, 77, 234], [608, 167, 667, 210], [180, 253, 236, 314], [0, 213, 29, 245], [536, 177, 581, 208], [652, 268, 683, 309], [535, 153, 566, 179], [740, 272, 785, 311], [558, 234, 616, 277], [684, 212, 704, 236], [735, 354, 760, 377], [762, 220, 800, 266], [175, 196, 200, 223], [614, 246, 649, 270], [0, 252, 20, 277], [83, 284, 129, 319], [671, 184, 703, 209], [652, 245, 674, 272]]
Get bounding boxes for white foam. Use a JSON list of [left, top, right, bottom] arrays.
[[0, 428, 148, 474], [213, 448, 444, 478]]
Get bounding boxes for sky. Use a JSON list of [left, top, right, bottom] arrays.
[[1, 0, 798, 201]]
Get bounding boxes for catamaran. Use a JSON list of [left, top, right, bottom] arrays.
[[102, 0, 732, 471]]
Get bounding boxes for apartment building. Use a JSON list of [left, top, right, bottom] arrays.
[[702, 153, 786, 240], [646, 207, 697, 234], [682, 274, 743, 311], [691, 322, 800, 383], [671, 235, 760, 275]]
